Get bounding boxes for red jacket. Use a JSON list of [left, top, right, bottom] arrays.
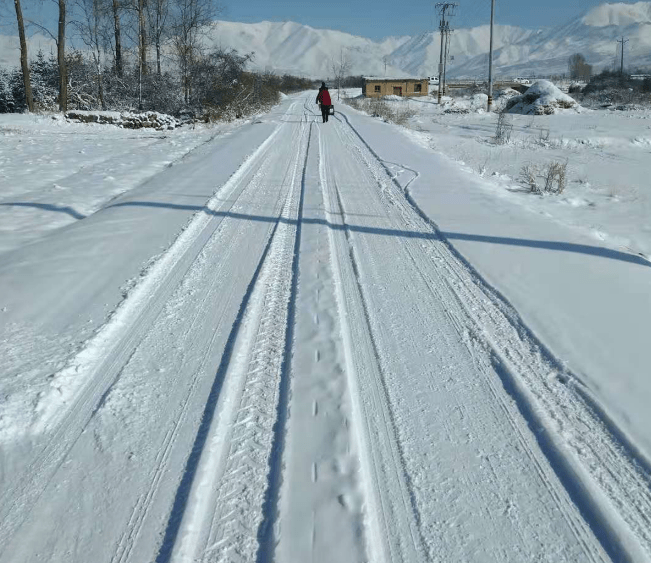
[[317, 89, 331, 106]]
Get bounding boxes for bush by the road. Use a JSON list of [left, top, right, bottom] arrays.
[[345, 97, 416, 126], [0, 48, 313, 124], [579, 70, 651, 108]]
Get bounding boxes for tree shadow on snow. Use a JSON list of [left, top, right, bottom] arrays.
[[1, 199, 647, 268], [106, 200, 649, 268]]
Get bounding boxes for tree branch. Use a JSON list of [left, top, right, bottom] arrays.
[[25, 19, 58, 43]]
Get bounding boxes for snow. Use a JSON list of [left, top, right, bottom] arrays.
[[504, 80, 581, 115], [0, 113, 222, 254], [583, 1, 651, 26], [344, 89, 651, 451], [65, 110, 181, 129], [374, 90, 651, 260], [208, 3, 651, 77], [0, 112, 278, 441], [1, 93, 651, 562]]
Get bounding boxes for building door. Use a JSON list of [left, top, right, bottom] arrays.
[[393, 86, 402, 96]]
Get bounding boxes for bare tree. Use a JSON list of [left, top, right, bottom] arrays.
[[25, 0, 69, 110], [13, 0, 34, 111], [57, 0, 67, 110], [568, 53, 592, 81], [331, 47, 351, 101], [138, 0, 147, 74], [120, 0, 150, 108], [146, 0, 170, 75], [111, 0, 123, 76], [171, 0, 220, 103], [75, 0, 111, 108]]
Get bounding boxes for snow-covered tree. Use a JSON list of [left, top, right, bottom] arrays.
[[31, 50, 59, 110], [0, 70, 17, 113]]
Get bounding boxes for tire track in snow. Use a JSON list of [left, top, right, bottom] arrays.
[[331, 116, 603, 561], [158, 119, 311, 563], [334, 109, 651, 561], [317, 125, 427, 563], [0, 110, 293, 555], [108, 148, 285, 563]]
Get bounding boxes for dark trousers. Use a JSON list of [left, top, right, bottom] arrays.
[[321, 104, 330, 122]]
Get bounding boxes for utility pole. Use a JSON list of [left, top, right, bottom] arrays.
[[437, 14, 445, 104], [436, 3, 457, 104], [443, 29, 451, 95], [487, 0, 495, 111], [617, 36, 629, 75]]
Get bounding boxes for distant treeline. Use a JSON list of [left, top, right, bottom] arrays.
[[568, 69, 651, 107], [4, 0, 315, 119], [0, 48, 315, 119]]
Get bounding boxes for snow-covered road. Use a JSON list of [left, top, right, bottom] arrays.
[[1, 94, 650, 562]]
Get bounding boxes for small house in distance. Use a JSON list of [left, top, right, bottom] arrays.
[[363, 77, 428, 98]]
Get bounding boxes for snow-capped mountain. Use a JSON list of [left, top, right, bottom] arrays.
[[204, 2, 651, 78], [453, 1, 651, 77], [200, 20, 412, 78], [1, 2, 650, 78], [199, 21, 551, 78]]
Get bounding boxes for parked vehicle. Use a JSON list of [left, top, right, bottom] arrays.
[[428, 76, 440, 84]]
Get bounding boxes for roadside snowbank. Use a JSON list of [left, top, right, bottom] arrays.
[[65, 110, 180, 130], [346, 88, 650, 260], [0, 113, 231, 254]]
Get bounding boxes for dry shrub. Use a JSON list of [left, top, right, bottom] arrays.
[[544, 160, 567, 194], [370, 98, 392, 120], [346, 98, 365, 112], [493, 112, 513, 144], [520, 160, 568, 194], [344, 96, 415, 127], [520, 164, 540, 192], [393, 106, 417, 125]]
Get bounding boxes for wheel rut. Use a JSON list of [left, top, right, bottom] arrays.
[[329, 108, 650, 561], [0, 112, 290, 559], [159, 118, 311, 563]]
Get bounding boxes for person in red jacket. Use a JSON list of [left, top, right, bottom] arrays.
[[316, 82, 332, 123]]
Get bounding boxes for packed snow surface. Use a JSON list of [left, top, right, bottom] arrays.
[[1, 93, 650, 563]]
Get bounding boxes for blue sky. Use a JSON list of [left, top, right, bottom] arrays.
[[0, 0, 612, 42], [221, 0, 607, 39]]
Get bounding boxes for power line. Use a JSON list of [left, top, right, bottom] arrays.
[[487, 0, 495, 111], [617, 36, 629, 75], [436, 2, 457, 103]]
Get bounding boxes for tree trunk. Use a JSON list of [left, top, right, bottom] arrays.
[[112, 0, 122, 77], [139, 0, 147, 75], [58, 0, 67, 111], [96, 50, 105, 110], [13, 0, 34, 111], [155, 10, 162, 75]]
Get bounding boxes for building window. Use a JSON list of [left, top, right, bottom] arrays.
[[374, 85, 381, 93], [414, 83, 422, 92]]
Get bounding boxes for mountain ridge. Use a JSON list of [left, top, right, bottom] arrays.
[[1, 2, 650, 78]]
